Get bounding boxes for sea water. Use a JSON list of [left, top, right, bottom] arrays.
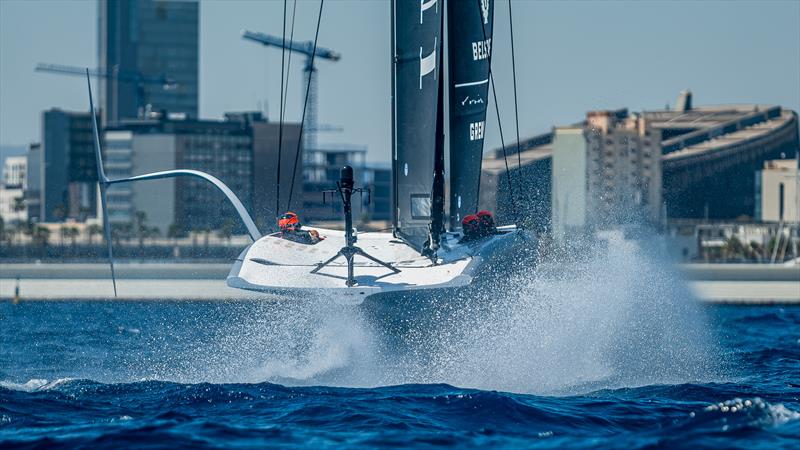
[[1, 237, 798, 448]]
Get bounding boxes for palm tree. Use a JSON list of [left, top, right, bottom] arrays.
[[133, 211, 149, 247], [59, 225, 69, 246], [65, 226, 80, 246], [32, 226, 51, 246], [167, 223, 186, 245], [216, 219, 235, 245], [87, 224, 104, 245]]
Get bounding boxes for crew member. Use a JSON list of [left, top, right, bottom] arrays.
[[278, 212, 323, 245], [476, 210, 497, 237], [460, 214, 481, 242]]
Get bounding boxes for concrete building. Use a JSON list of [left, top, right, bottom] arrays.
[[481, 93, 799, 231], [252, 121, 303, 230], [98, 0, 199, 125], [297, 145, 390, 223], [103, 112, 260, 234], [32, 109, 99, 223], [756, 159, 799, 223], [2, 156, 27, 188], [24, 143, 41, 221], [551, 110, 662, 237], [0, 156, 27, 224]]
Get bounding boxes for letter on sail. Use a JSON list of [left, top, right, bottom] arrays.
[[447, 0, 494, 227], [393, 0, 442, 249]]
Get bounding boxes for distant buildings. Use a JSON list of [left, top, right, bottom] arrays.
[[0, 156, 27, 224], [98, 0, 199, 125], [551, 110, 662, 237], [300, 145, 391, 223], [103, 112, 278, 234], [481, 92, 799, 235], [756, 159, 799, 223], [35, 109, 99, 223]]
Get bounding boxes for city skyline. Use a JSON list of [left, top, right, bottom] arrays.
[[1, 0, 799, 163]]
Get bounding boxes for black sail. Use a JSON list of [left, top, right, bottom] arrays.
[[392, 0, 443, 250], [447, 0, 493, 228]]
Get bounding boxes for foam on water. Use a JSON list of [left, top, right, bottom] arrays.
[[159, 231, 719, 395], [388, 232, 720, 394]]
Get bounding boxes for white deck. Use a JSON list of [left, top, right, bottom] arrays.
[[226, 227, 515, 302]]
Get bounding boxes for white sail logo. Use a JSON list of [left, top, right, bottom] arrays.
[[481, 0, 490, 25], [471, 38, 491, 61], [469, 121, 485, 141], [419, 37, 437, 89]]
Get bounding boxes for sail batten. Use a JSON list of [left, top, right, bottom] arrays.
[[447, 0, 494, 228]]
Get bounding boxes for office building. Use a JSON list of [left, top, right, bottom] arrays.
[[34, 109, 99, 222], [252, 121, 304, 229], [0, 156, 28, 224], [552, 110, 662, 237], [756, 159, 799, 223], [98, 0, 199, 125], [104, 112, 260, 233], [24, 143, 41, 221], [297, 145, 390, 223]]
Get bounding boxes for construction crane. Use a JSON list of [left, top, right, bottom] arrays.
[[242, 30, 340, 152], [35, 63, 178, 123]]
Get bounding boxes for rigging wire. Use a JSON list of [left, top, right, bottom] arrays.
[[477, 0, 520, 227], [275, 0, 288, 220], [286, 0, 325, 211], [508, 0, 524, 184], [281, 0, 298, 122]]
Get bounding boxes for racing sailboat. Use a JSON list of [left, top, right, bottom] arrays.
[[90, 0, 527, 303]]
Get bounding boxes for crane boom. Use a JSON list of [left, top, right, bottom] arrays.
[[36, 63, 177, 87], [241, 30, 341, 61]]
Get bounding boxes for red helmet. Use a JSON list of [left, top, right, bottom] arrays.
[[278, 212, 300, 231], [462, 214, 480, 236], [476, 210, 495, 229]]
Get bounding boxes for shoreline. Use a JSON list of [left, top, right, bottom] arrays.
[[2, 262, 798, 304]]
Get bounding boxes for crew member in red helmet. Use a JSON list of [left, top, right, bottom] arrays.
[[476, 210, 497, 237], [278, 212, 323, 244], [460, 214, 481, 242]]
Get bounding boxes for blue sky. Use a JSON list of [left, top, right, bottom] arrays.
[[1, 0, 798, 162]]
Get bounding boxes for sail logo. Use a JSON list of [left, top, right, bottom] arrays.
[[481, 0, 490, 25], [461, 95, 484, 106], [469, 121, 485, 141], [472, 38, 491, 61], [419, 37, 438, 89]]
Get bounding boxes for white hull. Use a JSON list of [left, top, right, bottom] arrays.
[[227, 226, 525, 303]]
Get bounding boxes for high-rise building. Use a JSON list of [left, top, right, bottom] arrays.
[[98, 0, 199, 125], [37, 109, 99, 222], [552, 110, 662, 238], [24, 143, 41, 221]]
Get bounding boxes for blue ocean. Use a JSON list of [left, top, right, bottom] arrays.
[[2, 248, 799, 448]]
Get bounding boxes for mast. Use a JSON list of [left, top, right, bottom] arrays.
[[429, 5, 446, 252], [391, 0, 398, 236]]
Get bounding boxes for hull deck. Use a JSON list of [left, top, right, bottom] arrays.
[[227, 227, 520, 303]]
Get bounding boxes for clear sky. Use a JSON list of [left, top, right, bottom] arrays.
[[1, 0, 798, 163]]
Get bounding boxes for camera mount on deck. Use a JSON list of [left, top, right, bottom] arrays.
[[311, 166, 400, 287]]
